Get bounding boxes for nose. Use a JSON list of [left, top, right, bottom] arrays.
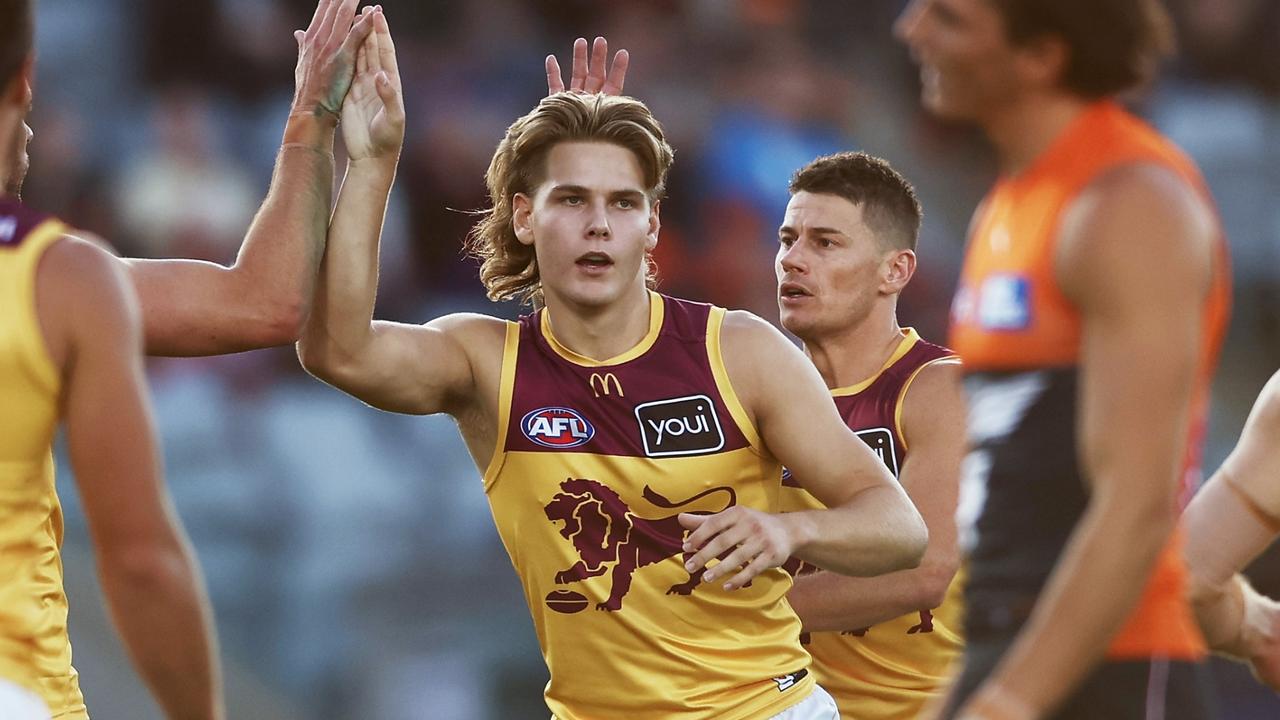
[[893, 0, 926, 46], [777, 241, 806, 276], [586, 199, 610, 239]]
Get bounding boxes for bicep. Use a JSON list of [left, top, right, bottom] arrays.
[[1058, 166, 1214, 497], [722, 314, 893, 506], [307, 314, 494, 416]]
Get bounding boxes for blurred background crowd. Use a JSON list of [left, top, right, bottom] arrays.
[[24, 0, 1280, 717]]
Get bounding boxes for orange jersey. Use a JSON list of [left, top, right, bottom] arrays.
[[0, 198, 86, 718], [949, 101, 1230, 660], [780, 329, 964, 718], [484, 293, 813, 720]]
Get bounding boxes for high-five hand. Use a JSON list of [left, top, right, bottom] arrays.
[[546, 36, 629, 96], [341, 6, 405, 162], [292, 0, 378, 120]]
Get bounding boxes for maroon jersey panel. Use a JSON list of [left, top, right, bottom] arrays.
[[504, 294, 753, 459], [0, 198, 55, 248], [785, 334, 956, 486]]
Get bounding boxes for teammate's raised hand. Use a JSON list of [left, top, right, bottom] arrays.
[[341, 6, 405, 163], [546, 36, 629, 96], [291, 0, 377, 120], [679, 507, 799, 591]]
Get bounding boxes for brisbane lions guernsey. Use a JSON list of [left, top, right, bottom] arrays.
[[482, 292, 814, 720], [0, 198, 86, 718], [780, 328, 963, 719], [949, 101, 1230, 659]]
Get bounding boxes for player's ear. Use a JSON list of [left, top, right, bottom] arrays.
[[645, 199, 660, 252], [514, 193, 535, 247], [882, 248, 916, 294]]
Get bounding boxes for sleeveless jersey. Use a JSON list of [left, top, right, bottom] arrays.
[[948, 101, 1230, 659], [0, 198, 86, 718], [780, 328, 964, 718], [484, 292, 814, 720]]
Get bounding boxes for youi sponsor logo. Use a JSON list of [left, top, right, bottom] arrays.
[[634, 394, 725, 458], [521, 407, 595, 449]]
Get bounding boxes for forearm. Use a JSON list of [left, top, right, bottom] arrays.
[[787, 484, 927, 577], [976, 494, 1173, 715], [98, 541, 222, 720], [789, 564, 950, 632], [298, 157, 396, 375]]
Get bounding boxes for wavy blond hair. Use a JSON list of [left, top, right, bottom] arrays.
[[466, 92, 675, 306]]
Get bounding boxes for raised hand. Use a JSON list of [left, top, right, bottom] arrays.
[[291, 0, 377, 120], [546, 36, 629, 97], [341, 6, 405, 163], [679, 507, 798, 591]]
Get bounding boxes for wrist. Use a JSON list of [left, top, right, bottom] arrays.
[[961, 684, 1038, 720], [348, 153, 400, 176], [283, 112, 338, 152], [781, 511, 818, 556]]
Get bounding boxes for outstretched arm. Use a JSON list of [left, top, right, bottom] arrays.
[[41, 238, 223, 720], [682, 311, 928, 590], [122, 0, 375, 356], [296, 8, 497, 417], [1184, 369, 1280, 688]]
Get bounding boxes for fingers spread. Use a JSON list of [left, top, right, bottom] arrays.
[[585, 36, 608, 92], [603, 49, 629, 96], [570, 37, 589, 92], [546, 55, 565, 94]]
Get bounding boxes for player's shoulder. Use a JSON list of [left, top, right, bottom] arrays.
[[899, 353, 965, 433], [719, 309, 792, 350], [1066, 161, 1213, 250], [40, 232, 130, 299], [425, 312, 510, 352]]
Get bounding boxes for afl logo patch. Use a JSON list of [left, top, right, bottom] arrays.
[[522, 407, 595, 449]]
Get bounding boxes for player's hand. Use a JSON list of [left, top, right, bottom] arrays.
[[1245, 596, 1280, 690], [546, 36, 629, 96], [679, 507, 797, 591], [291, 0, 376, 121], [341, 6, 405, 163]]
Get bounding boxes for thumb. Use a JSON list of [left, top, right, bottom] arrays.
[[678, 512, 707, 530], [294, 30, 305, 49]]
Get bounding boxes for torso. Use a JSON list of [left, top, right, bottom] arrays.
[[480, 292, 815, 720], [948, 101, 1230, 660], [0, 197, 86, 719], [781, 328, 965, 719]]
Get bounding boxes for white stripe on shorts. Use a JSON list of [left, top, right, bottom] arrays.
[[769, 684, 839, 720], [0, 679, 51, 720]]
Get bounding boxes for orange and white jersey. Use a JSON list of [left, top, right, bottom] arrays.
[[949, 101, 1231, 660]]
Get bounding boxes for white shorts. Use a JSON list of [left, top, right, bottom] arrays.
[[0, 679, 50, 720], [769, 684, 839, 720]]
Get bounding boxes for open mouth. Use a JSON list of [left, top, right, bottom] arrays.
[[576, 252, 614, 270], [779, 282, 812, 299]]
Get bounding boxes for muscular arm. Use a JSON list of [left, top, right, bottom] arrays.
[[122, 0, 375, 357], [41, 238, 222, 720], [788, 359, 964, 632], [1183, 370, 1280, 684], [683, 312, 927, 587], [960, 164, 1217, 718]]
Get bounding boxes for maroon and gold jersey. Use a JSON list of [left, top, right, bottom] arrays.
[[0, 198, 86, 718], [780, 328, 963, 718], [484, 292, 814, 720]]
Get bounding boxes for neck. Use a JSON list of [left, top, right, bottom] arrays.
[[981, 92, 1091, 176], [801, 306, 905, 391], [542, 284, 654, 361]]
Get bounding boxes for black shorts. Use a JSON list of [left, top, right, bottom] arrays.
[[941, 636, 1217, 720]]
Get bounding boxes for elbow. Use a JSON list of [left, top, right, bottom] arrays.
[[912, 554, 960, 610], [296, 334, 357, 388], [258, 297, 308, 346], [97, 542, 193, 594], [897, 503, 930, 571]]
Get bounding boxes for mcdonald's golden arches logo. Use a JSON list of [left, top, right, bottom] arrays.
[[589, 372, 625, 398]]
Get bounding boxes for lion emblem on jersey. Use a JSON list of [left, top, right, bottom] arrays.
[[544, 478, 736, 611]]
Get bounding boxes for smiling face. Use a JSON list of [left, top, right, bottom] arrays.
[[776, 191, 913, 342], [894, 0, 1032, 122], [514, 141, 660, 312]]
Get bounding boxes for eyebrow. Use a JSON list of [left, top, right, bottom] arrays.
[[778, 225, 847, 237], [549, 184, 646, 199]]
